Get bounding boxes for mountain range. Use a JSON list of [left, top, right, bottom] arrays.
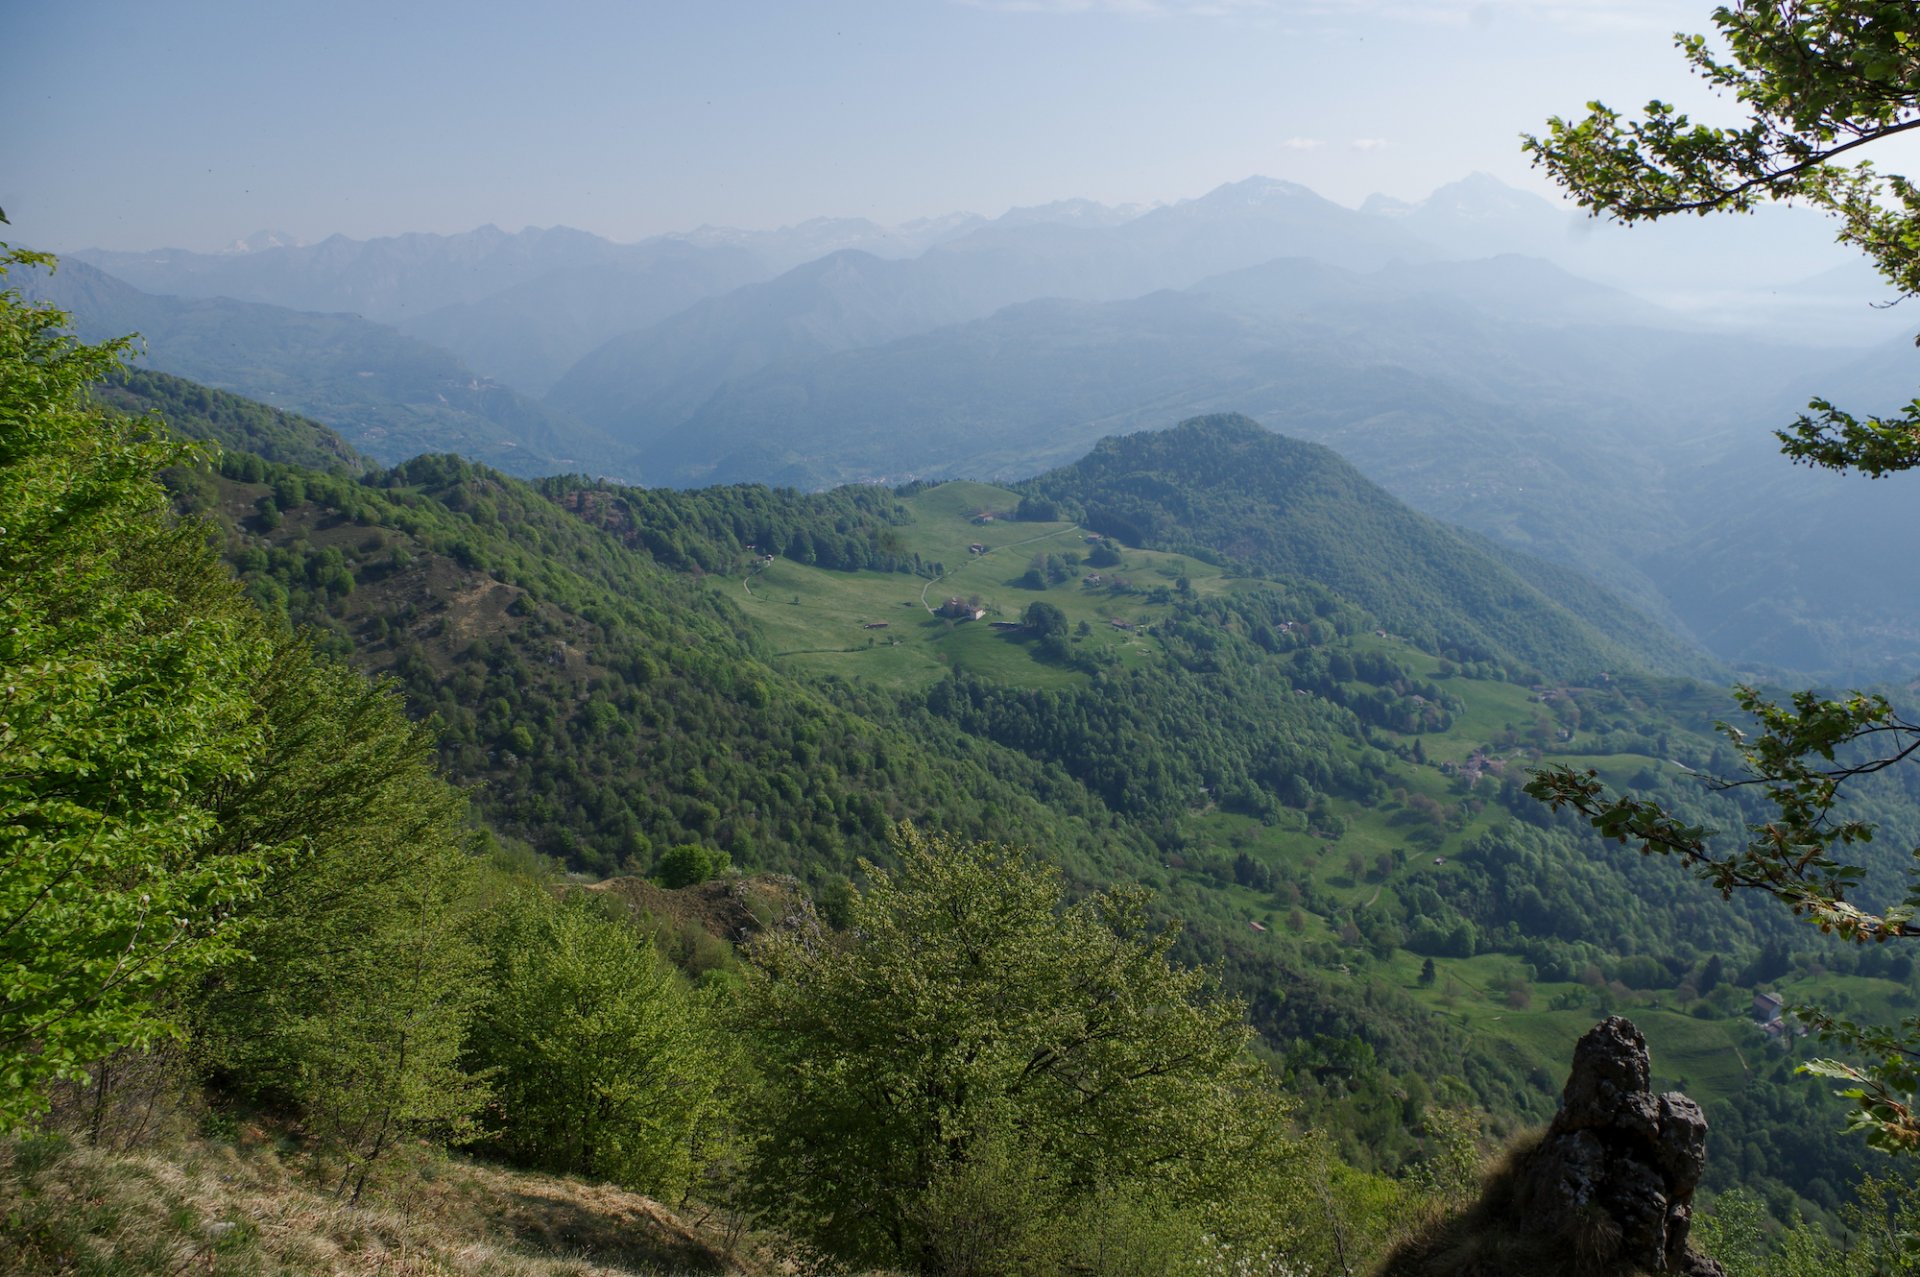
[[41, 171, 1920, 675], [115, 365, 1884, 1219]]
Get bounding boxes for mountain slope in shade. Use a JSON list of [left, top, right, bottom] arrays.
[[92, 366, 371, 474], [75, 226, 772, 397], [1018, 414, 1715, 679], [398, 241, 768, 396], [22, 257, 637, 479], [1371, 172, 1892, 344], [74, 224, 672, 320], [629, 261, 1776, 602], [546, 176, 1439, 441], [546, 249, 981, 441]]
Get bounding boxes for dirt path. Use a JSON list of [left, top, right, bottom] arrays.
[[919, 523, 1082, 615]]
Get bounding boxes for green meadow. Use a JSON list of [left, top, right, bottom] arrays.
[[704, 480, 1845, 1120]]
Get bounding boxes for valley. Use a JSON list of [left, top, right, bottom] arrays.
[[132, 376, 1889, 1218], [12, 8, 1920, 1267]]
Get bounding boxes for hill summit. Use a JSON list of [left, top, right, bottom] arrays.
[[1019, 414, 1710, 679]]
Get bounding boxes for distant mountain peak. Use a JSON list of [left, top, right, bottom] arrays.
[[225, 229, 304, 254], [1420, 173, 1563, 219], [994, 198, 1150, 229], [1358, 193, 1414, 218], [898, 211, 985, 235], [1196, 176, 1321, 209], [1360, 173, 1566, 225]]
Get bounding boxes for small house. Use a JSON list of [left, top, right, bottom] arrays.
[[1753, 991, 1785, 1025]]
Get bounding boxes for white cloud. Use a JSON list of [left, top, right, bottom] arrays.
[[1350, 137, 1389, 151], [1283, 137, 1326, 150]]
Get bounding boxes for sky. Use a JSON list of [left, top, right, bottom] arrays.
[[0, 0, 1857, 252]]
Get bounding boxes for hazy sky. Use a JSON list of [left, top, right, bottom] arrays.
[[0, 0, 1830, 252]]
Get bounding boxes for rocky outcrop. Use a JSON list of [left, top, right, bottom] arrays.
[[1515, 1016, 1723, 1276], [1374, 1015, 1726, 1276]]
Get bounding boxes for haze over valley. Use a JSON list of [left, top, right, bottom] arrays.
[[12, 4, 1920, 1275], [29, 169, 1919, 676]]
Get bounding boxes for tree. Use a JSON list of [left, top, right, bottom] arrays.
[[654, 842, 731, 889], [1023, 600, 1068, 638], [191, 641, 488, 1200], [736, 824, 1310, 1273], [1522, 3, 1920, 1152], [0, 250, 274, 1127], [468, 888, 727, 1197]]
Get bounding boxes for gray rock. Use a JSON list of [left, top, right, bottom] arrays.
[[1516, 1016, 1726, 1275]]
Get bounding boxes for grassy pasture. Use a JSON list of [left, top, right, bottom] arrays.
[[709, 482, 1248, 690], [707, 480, 1876, 1131]]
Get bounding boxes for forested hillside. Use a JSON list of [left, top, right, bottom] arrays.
[[91, 365, 372, 473], [1016, 415, 1712, 680], [19, 257, 634, 478], [137, 369, 1897, 1220], [2, 257, 1338, 1276], [13, 253, 1919, 1275]]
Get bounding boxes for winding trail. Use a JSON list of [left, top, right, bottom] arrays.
[[919, 523, 1082, 615]]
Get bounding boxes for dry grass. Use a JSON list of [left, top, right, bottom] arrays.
[[1368, 1133, 1665, 1277], [0, 1124, 762, 1277]]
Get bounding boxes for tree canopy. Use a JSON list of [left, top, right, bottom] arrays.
[[0, 249, 274, 1124], [736, 825, 1310, 1273]]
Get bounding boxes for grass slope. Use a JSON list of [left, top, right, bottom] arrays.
[[0, 1128, 753, 1276]]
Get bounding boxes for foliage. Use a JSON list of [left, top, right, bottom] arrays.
[[169, 414, 1881, 1207], [128, 345, 1913, 1211], [1695, 1170, 1920, 1276], [1524, 1, 1920, 1157], [1016, 414, 1705, 679], [178, 448, 1159, 888], [736, 825, 1312, 1274], [541, 474, 926, 577], [189, 640, 487, 1199], [0, 250, 274, 1127], [1525, 0, 1920, 478], [467, 887, 728, 1198], [91, 366, 369, 475], [654, 843, 732, 889]]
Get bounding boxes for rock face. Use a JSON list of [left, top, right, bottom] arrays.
[[1516, 1017, 1725, 1276]]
